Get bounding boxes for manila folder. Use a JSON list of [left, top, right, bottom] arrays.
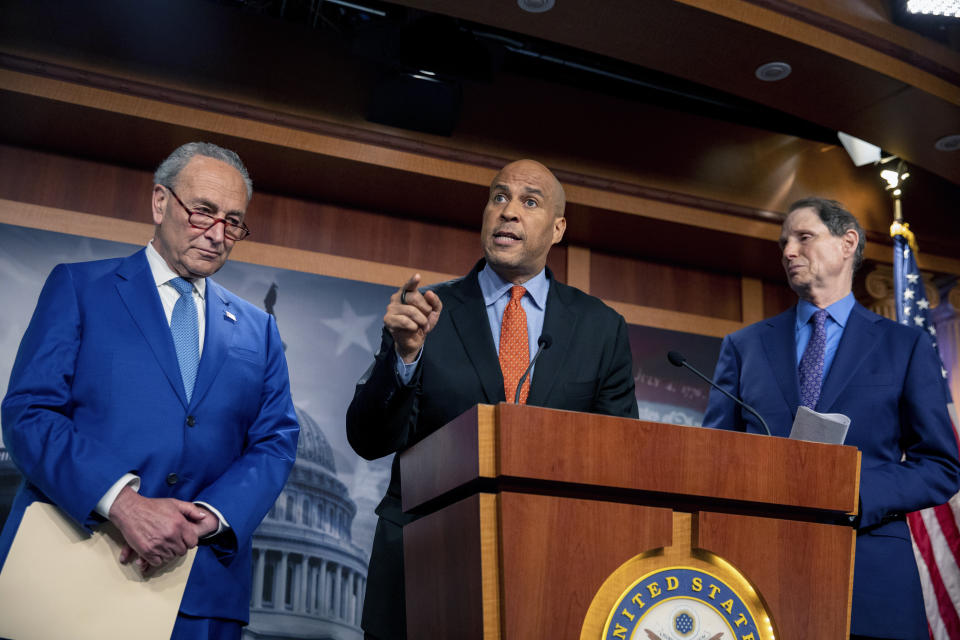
[[0, 502, 195, 640]]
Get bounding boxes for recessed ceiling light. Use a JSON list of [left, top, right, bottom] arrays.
[[934, 134, 960, 151], [518, 0, 556, 13], [755, 62, 792, 82]]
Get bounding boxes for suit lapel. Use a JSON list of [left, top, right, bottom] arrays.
[[190, 280, 235, 407], [447, 266, 504, 403], [115, 249, 188, 406], [760, 307, 800, 414], [527, 277, 576, 406], [817, 303, 883, 412]]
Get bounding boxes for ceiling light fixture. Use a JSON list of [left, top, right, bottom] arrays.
[[754, 62, 792, 82], [906, 0, 960, 17], [838, 132, 882, 166], [518, 0, 556, 13], [879, 158, 910, 219]]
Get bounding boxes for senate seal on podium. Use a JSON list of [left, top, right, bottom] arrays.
[[581, 513, 777, 640], [601, 567, 765, 640]]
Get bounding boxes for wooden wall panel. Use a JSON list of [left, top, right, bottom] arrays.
[[590, 250, 742, 321], [0, 201, 463, 290], [3, 66, 958, 277], [248, 195, 483, 279], [0, 144, 571, 287], [0, 145, 780, 337], [741, 277, 764, 325], [763, 280, 798, 318], [0, 143, 150, 221]]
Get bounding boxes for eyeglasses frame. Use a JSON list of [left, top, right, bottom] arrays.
[[163, 185, 251, 241]]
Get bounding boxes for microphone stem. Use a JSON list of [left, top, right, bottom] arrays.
[[515, 343, 547, 404], [682, 362, 772, 436]]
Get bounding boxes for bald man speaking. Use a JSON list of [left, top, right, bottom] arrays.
[[347, 159, 639, 639]]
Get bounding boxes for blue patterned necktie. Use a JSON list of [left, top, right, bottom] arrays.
[[169, 277, 199, 402], [798, 308, 828, 409]]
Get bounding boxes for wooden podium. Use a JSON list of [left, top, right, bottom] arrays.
[[399, 404, 860, 639]]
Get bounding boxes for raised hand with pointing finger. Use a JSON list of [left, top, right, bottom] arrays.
[[384, 273, 443, 363]]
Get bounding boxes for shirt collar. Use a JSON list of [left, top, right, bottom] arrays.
[[478, 262, 549, 310], [146, 241, 206, 300], [796, 291, 855, 329]]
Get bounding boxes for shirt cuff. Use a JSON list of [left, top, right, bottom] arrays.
[[96, 473, 141, 518], [394, 347, 422, 386], [194, 501, 230, 538]]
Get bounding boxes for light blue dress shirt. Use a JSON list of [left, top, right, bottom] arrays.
[[396, 264, 551, 384], [794, 292, 856, 381], [478, 263, 549, 361]]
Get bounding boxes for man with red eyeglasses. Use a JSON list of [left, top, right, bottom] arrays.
[[1, 142, 299, 639]]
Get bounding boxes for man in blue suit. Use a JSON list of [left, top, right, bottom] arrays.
[[703, 197, 959, 639], [0, 142, 299, 639]]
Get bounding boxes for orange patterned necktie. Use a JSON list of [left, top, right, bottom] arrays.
[[499, 285, 530, 403]]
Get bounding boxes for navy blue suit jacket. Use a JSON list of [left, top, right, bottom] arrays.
[[0, 249, 299, 623], [702, 302, 959, 639]]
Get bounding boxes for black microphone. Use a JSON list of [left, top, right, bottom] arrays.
[[514, 334, 553, 404], [667, 350, 772, 436]]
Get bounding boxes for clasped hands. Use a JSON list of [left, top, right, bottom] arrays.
[[108, 486, 218, 576], [384, 274, 443, 363]]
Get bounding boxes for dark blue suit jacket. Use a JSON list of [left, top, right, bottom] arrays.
[[702, 302, 959, 639], [0, 249, 299, 623]]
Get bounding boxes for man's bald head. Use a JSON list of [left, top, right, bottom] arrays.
[[492, 159, 566, 219], [480, 158, 568, 284]]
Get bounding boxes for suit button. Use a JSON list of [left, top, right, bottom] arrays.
[[166, 473, 179, 486], [186, 415, 196, 427]]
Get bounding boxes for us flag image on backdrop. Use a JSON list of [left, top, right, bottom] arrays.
[[893, 221, 960, 640]]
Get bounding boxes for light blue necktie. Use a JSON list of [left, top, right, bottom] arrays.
[[169, 277, 199, 402]]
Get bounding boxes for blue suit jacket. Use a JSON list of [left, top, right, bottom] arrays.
[[702, 302, 959, 639], [0, 249, 299, 623]]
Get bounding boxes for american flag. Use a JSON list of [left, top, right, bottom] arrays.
[[893, 221, 960, 639]]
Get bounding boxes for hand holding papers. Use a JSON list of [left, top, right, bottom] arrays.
[[0, 502, 195, 640]]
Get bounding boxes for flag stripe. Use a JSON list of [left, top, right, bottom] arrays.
[[913, 534, 947, 640], [909, 511, 960, 638], [923, 505, 960, 627], [933, 501, 960, 574]]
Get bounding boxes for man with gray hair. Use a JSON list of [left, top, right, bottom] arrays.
[[702, 197, 959, 639], [1, 142, 299, 639]]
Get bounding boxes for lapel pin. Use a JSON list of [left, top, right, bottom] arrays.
[[224, 310, 237, 323]]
